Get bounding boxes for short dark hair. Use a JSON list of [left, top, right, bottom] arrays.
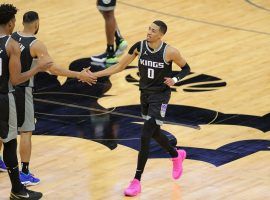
[[23, 11, 39, 23], [0, 4, 18, 25], [153, 20, 167, 34]]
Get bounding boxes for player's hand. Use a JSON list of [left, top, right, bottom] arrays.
[[78, 67, 97, 85], [36, 55, 53, 72], [163, 77, 176, 87]]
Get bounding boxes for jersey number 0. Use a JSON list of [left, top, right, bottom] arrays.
[[148, 68, 154, 79]]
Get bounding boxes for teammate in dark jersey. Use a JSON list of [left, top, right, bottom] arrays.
[[6, 11, 97, 186], [92, 20, 190, 196], [0, 4, 52, 200]]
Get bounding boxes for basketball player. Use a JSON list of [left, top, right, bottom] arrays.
[[91, 20, 190, 196], [9, 10, 97, 186], [0, 4, 52, 199], [91, 0, 128, 64]]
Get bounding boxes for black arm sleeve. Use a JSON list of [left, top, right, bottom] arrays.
[[128, 41, 141, 55], [174, 63, 191, 82]]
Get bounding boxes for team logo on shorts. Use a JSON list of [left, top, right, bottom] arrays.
[[160, 103, 168, 118], [102, 0, 111, 4]]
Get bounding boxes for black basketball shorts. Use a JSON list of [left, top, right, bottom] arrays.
[[14, 87, 35, 132], [0, 93, 18, 143], [140, 89, 171, 125]]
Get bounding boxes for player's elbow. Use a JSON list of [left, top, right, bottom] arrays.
[[10, 77, 21, 86], [10, 80, 18, 86]]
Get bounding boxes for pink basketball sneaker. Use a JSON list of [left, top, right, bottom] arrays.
[[124, 179, 141, 197], [172, 149, 186, 179]]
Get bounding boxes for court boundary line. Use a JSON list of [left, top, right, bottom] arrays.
[[245, 0, 270, 12]]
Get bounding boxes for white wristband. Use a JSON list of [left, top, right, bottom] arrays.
[[172, 77, 178, 84]]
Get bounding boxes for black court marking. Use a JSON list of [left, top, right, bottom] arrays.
[[34, 97, 200, 130], [33, 58, 270, 166], [125, 70, 227, 93], [245, 0, 270, 12], [118, 1, 270, 36]]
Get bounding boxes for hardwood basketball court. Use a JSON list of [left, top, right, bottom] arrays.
[[0, 0, 269, 199]]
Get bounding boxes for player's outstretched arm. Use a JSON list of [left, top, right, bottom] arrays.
[[8, 38, 52, 85], [94, 53, 137, 78], [31, 40, 97, 85]]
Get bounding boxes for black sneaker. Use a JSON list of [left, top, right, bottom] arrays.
[[115, 39, 128, 56], [10, 187, 43, 200], [91, 52, 107, 63], [105, 55, 118, 64], [91, 52, 118, 64]]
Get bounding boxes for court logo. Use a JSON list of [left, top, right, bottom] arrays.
[[33, 58, 270, 167]]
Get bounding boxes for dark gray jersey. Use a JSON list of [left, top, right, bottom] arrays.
[[0, 36, 13, 94], [11, 32, 37, 87], [138, 40, 172, 93]]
